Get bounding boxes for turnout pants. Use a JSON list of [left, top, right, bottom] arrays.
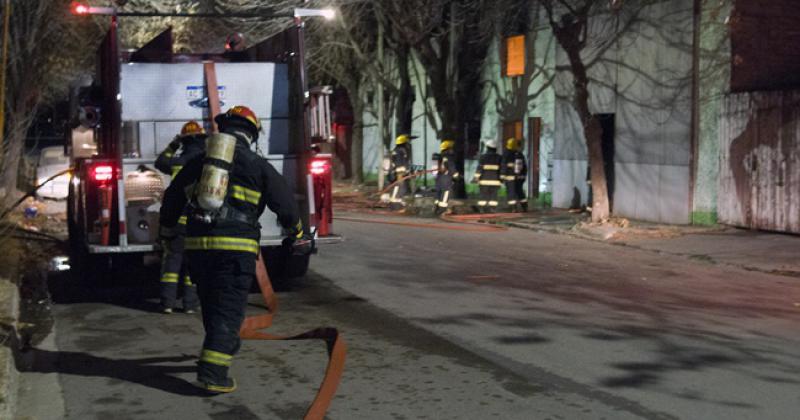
[[159, 235, 199, 310], [477, 185, 500, 212], [187, 250, 256, 382], [505, 180, 527, 211], [435, 175, 454, 213], [389, 170, 410, 209]]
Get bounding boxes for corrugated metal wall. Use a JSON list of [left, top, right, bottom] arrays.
[[719, 91, 800, 233], [551, 0, 694, 224]]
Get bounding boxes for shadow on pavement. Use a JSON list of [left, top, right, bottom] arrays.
[[15, 348, 207, 396]]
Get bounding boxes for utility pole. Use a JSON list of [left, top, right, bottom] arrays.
[[0, 0, 10, 151], [376, 15, 385, 190]]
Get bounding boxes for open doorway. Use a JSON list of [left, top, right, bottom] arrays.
[[527, 117, 541, 199], [592, 113, 615, 211]]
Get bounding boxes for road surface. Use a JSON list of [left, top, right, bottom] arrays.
[[16, 213, 800, 419]]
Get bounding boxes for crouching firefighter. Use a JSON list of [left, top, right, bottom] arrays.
[[388, 134, 416, 210], [154, 121, 206, 314], [434, 139, 459, 215], [473, 139, 502, 213], [159, 105, 306, 393], [502, 138, 528, 212]]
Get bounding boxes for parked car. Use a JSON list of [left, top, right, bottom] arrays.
[[36, 146, 70, 200]]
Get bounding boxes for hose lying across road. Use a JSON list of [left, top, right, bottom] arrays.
[[239, 255, 346, 420], [336, 212, 527, 233]]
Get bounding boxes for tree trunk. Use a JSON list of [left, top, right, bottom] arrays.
[[350, 98, 365, 184], [1, 124, 25, 207], [564, 44, 610, 222]]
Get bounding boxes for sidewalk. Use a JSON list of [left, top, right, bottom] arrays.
[[502, 209, 800, 278]]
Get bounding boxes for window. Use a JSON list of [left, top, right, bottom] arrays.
[[503, 35, 526, 77]]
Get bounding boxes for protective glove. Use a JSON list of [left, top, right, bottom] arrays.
[[291, 232, 316, 256], [168, 136, 182, 151], [282, 220, 304, 249]]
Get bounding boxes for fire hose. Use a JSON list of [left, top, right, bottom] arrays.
[[336, 212, 528, 233], [0, 168, 73, 221], [239, 251, 346, 420], [377, 169, 436, 197]]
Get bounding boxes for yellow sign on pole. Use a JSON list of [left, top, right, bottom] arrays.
[[505, 35, 525, 77]]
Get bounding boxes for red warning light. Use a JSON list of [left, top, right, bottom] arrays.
[[310, 159, 330, 176], [71, 2, 90, 15]]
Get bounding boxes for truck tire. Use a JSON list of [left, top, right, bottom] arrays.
[[257, 247, 310, 291]]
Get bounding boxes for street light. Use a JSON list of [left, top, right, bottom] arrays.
[[295, 8, 336, 20], [70, 2, 115, 16]]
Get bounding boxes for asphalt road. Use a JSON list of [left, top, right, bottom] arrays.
[[15, 213, 800, 419]]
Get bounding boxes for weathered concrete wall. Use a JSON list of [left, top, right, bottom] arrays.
[[692, 1, 732, 225], [718, 90, 800, 233], [551, 0, 695, 224]]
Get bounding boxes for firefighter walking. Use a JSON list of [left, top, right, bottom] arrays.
[[154, 121, 206, 314], [160, 105, 304, 393], [473, 139, 502, 213], [502, 138, 528, 212], [434, 139, 459, 214], [388, 134, 415, 210]]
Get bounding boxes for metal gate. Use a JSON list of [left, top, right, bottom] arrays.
[[719, 90, 800, 233]]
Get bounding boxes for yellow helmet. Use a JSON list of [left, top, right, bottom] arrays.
[[395, 134, 410, 145], [505, 137, 521, 151], [180, 120, 206, 136], [440, 139, 455, 152], [215, 105, 262, 141]]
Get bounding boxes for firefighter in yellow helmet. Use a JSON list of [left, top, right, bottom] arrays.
[[388, 134, 417, 210], [501, 137, 528, 212], [154, 120, 207, 314], [160, 105, 305, 393], [434, 139, 459, 214], [473, 139, 502, 213]]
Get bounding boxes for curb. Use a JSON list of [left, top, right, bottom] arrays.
[[501, 220, 800, 279], [0, 278, 20, 419]]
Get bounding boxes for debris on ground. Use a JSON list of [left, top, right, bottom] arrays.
[[572, 217, 722, 241]]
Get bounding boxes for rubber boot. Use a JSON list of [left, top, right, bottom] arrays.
[[197, 362, 237, 394]]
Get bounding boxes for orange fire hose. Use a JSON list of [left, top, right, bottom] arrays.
[[377, 169, 436, 197], [335, 212, 523, 233], [239, 255, 346, 420]]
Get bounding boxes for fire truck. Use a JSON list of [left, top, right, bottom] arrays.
[[66, 13, 338, 284]]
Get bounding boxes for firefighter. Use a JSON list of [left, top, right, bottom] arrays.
[[502, 137, 528, 212], [388, 134, 416, 210], [434, 139, 459, 214], [159, 105, 305, 393], [154, 121, 206, 314], [473, 139, 502, 213]]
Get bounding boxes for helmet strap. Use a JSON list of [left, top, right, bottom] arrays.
[[229, 128, 254, 145]]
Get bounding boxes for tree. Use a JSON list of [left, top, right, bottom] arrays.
[[489, 0, 555, 130], [1, 0, 99, 206], [306, 2, 375, 183], [307, 0, 408, 184], [385, 0, 496, 197]]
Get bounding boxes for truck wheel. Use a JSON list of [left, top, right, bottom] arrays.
[[256, 248, 310, 291], [285, 254, 310, 278]]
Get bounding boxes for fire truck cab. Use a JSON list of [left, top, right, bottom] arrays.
[[67, 21, 338, 283]]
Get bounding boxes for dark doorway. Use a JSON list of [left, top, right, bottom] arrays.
[[594, 113, 615, 212], [527, 117, 541, 199]]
